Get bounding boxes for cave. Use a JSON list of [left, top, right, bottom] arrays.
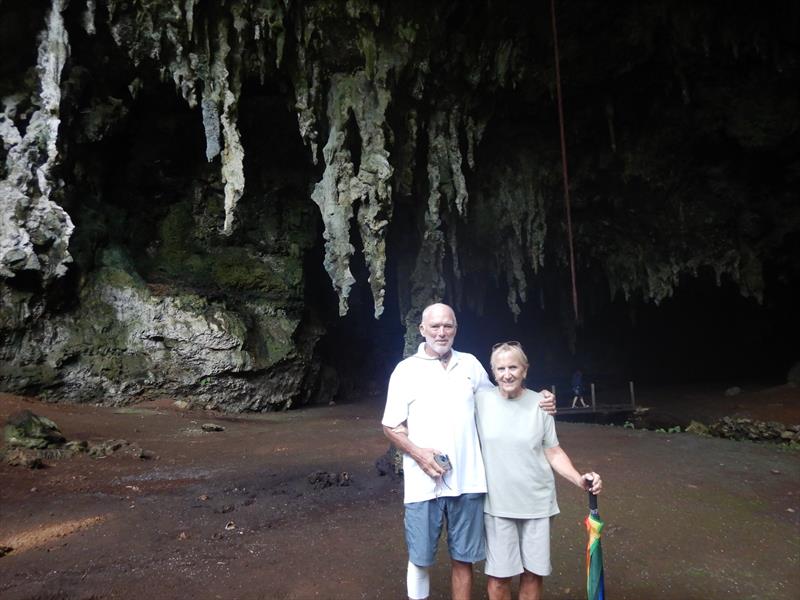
[[1, 0, 798, 411]]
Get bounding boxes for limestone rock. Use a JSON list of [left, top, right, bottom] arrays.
[[0, 0, 74, 285], [0, 246, 322, 411]]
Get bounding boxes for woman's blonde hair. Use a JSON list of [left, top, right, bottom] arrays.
[[489, 341, 529, 370]]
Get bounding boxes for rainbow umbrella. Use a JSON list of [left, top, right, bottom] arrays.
[[585, 490, 605, 600]]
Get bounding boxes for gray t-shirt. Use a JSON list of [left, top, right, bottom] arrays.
[[475, 387, 560, 518]]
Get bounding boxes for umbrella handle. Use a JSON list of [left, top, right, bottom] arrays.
[[586, 476, 598, 511]]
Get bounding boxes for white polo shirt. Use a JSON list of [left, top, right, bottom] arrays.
[[382, 343, 493, 504]]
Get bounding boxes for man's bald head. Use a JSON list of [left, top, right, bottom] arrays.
[[420, 303, 457, 327], [419, 303, 457, 357]]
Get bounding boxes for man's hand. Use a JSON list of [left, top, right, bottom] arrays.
[[539, 389, 557, 415], [411, 447, 447, 478]]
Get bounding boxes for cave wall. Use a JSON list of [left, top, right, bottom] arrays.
[[0, 0, 797, 409]]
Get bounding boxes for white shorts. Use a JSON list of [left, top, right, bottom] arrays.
[[484, 514, 552, 578]]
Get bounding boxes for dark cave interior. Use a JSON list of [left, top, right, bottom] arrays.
[[1, 0, 798, 409], [324, 255, 800, 402]]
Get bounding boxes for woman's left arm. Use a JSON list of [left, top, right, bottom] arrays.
[[544, 445, 603, 494]]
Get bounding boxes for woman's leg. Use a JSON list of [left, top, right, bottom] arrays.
[[487, 575, 513, 600], [519, 570, 543, 600]]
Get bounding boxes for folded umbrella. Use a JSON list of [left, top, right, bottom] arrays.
[[585, 486, 605, 600]]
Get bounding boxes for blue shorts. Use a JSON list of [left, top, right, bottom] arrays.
[[404, 493, 486, 566]]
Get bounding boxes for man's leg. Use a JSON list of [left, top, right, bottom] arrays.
[[487, 574, 513, 600], [451, 559, 473, 600], [405, 498, 444, 600], [445, 493, 486, 600], [406, 561, 430, 600], [519, 570, 543, 600]]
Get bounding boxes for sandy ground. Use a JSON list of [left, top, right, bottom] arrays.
[[0, 385, 799, 600]]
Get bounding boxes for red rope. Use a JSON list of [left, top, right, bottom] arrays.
[[550, 0, 579, 322]]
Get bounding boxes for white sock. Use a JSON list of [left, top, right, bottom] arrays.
[[406, 561, 430, 600]]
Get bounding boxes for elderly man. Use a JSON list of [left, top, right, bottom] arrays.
[[382, 303, 555, 600]]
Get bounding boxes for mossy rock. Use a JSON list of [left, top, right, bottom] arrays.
[[4, 410, 66, 449], [157, 202, 193, 264], [208, 248, 301, 295], [145, 202, 303, 297], [244, 301, 300, 367]]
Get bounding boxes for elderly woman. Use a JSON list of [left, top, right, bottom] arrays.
[[475, 342, 603, 600]]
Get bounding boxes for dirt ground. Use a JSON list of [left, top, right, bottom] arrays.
[[1, 384, 799, 600]]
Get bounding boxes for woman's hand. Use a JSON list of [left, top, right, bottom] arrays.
[[581, 472, 603, 494]]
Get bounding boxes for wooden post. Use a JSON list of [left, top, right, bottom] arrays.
[[590, 383, 596, 412], [629, 380, 636, 408]]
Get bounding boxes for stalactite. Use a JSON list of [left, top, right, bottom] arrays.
[[425, 109, 470, 232], [395, 109, 417, 197], [290, 12, 321, 164], [37, 0, 69, 199], [86, 1, 791, 316], [310, 68, 395, 317], [216, 20, 245, 235], [0, 0, 74, 282], [184, 0, 197, 39], [464, 114, 487, 171], [419, 107, 471, 316], [464, 160, 547, 318], [83, 0, 96, 35], [104, 2, 246, 232]]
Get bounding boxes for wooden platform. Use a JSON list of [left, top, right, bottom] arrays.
[[557, 403, 636, 415], [555, 404, 637, 424]]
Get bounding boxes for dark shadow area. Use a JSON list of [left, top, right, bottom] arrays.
[[446, 266, 798, 396]]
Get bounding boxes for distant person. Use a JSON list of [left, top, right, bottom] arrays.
[[571, 369, 588, 408], [476, 342, 603, 600], [382, 304, 555, 600]]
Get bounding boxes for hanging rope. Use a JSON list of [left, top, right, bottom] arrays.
[[549, 0, 579, 322]]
